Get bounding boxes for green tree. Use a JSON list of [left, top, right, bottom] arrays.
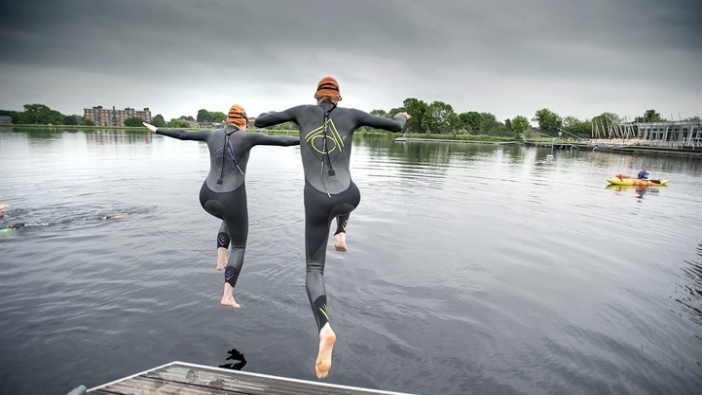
[[458, 112, 482, 133], [196, 109, 226, 123], [447, 113, 463, 133], [532, 108, 562, 136], [480, 112, 505, 133], [591, 112, 621, 138], [19, 103, 63, 125], [634, 109, 664, 123], [151, 114, 166, 127], [425, 101, 456, 133], [562, 116, 580, 128], [565, 121, 591, 137], [562, 116, 591, 138], [82, 119, 95, 126], [504, 119, 512, 131], [370, 109, 388, 118], [178, 115, 195, 121], [168, 118, 191, 128], [511, 115, 531, 139], [0, 110, 21, 124], [63, 115, 78, 125], [124, 116, 145, 127], [402, 98, 429, 133], [197, 109, 210, 122], [211, 111, 226, 123]]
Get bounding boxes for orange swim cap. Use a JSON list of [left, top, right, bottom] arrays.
[[315, 77, 341, 102], [226, 104, 247, 127]]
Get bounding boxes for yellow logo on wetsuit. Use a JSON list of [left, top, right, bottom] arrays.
[[306, 119, 345, 155], [319, 303, 329, 321]]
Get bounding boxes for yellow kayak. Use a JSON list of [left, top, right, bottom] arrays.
[[606, 177, 668, 186]]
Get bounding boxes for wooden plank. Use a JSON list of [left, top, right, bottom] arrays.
[[142, 365, 268, 392], [94, 376, 244, 394], [88, 361, 417, 395]]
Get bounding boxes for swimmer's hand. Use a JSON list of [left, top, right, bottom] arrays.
[[397, 112, 412, 120], [143, 122, 158, 133]]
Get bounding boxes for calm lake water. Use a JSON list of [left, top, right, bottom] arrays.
[[0, 128, 700, 395]]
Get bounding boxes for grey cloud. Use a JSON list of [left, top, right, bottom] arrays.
[[0, 0, 699, 120]]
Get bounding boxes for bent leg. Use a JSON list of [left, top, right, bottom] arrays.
[[334, 214, 349, 252], [217, 222, 230, 271], [200, 184, 249, 309], [220, 198, 248, 308]]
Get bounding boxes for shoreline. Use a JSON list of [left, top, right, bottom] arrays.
[[395, 137, 702, 159]]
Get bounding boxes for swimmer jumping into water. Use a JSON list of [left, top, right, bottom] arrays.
[[143, 104, 300, 309], [255, 77, 410, 379]]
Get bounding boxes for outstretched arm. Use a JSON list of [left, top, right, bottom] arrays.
[[248, 133, 300, 147], [143, 122, 211, 141], [355, 112, 411, 132], [253, 106, 305, 128]]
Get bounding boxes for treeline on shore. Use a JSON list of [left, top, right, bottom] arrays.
[[2, 103, 697, 140]]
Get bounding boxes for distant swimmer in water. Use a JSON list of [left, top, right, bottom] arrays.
[[143, 104, 299, 309], [0, 203, 9, 218], [254, 77, 410, 379], [0, 204, 26, 233], [0, 222, 26, 233], [101, 213, 128, 220], [0, 205, 129, 233]]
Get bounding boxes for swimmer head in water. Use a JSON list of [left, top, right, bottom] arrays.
[[0, 204, 10, 218]]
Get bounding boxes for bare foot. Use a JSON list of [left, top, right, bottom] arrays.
[[220, 283, 240, 309], [216, 247, 228, 271], [334, 233, 347, 252], [315, 323, 336, 379]]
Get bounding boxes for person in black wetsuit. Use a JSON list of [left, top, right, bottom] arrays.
[[142, 104, 300, 309], [254, 77, 411, 379]]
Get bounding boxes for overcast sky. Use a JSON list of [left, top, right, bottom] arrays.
[[1, 0, 700, 124]]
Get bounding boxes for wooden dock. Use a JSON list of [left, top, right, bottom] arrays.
[[84, 361, 417, 395]]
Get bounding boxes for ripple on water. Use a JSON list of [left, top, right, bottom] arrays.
[[2, 131, 701, 395]]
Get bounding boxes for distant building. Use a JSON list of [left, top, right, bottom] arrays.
[[83, 105, 152, 126], [633, 120, 701, 145], [591, 118, 701, 147], [0, 115, 11, 124]]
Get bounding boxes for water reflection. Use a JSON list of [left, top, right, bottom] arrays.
[[678, 243, 702, 332], [605, 184, 662, 200], [83, 129, 153, 145]]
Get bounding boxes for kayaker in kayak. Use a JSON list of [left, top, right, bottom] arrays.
[[637, 166, 650, 179]]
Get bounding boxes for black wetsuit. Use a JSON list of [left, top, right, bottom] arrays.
[[254, 102, 407, 331], [155, 126, 299, 287]]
